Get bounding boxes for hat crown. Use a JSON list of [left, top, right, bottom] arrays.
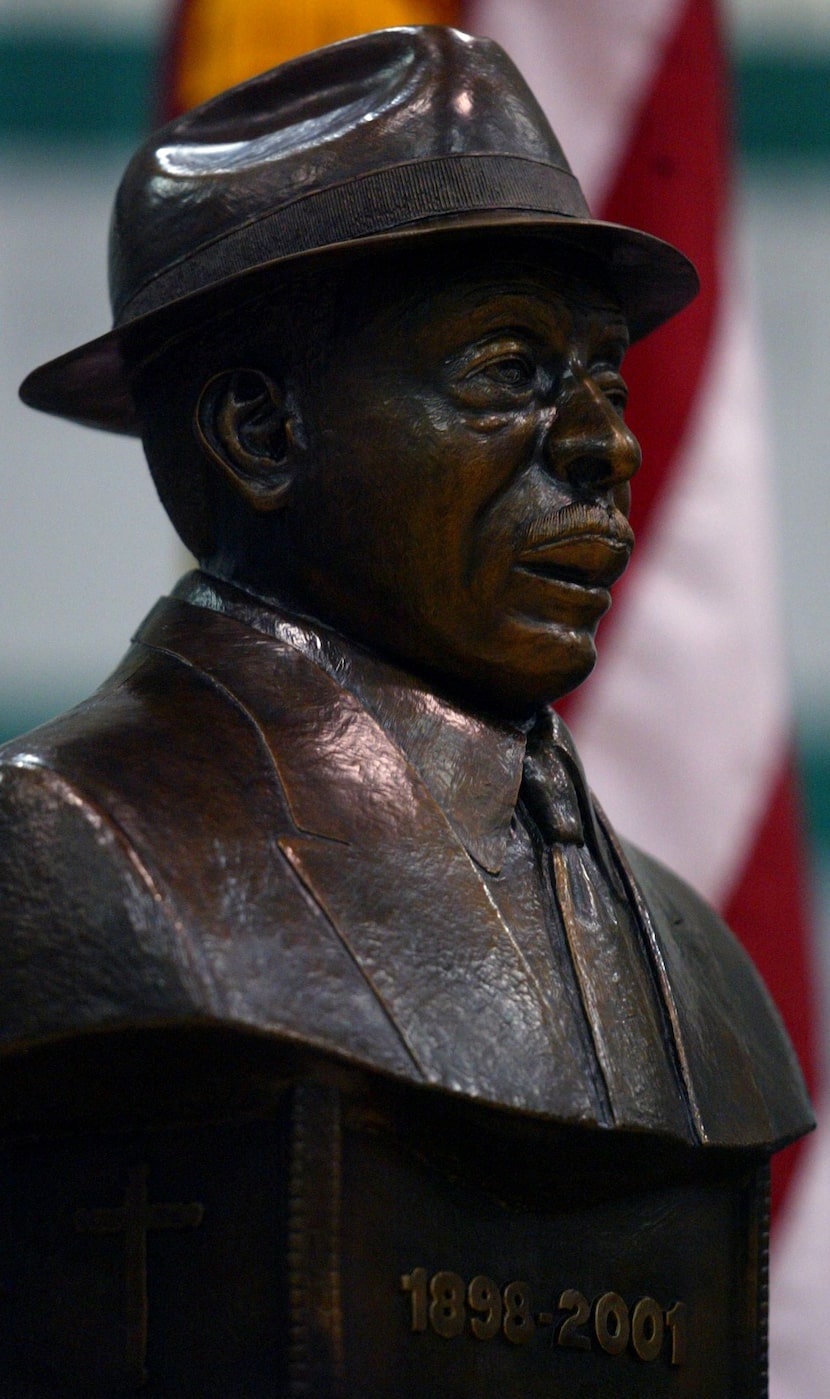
[[109, 26, 580, 323], [20, 24, 698, 436]]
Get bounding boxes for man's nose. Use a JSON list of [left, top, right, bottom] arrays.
[[544, 375, 641, 491]]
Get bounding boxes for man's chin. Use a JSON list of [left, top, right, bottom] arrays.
[[437, 629, 598, 720], [512, 619, 598, 702], [339, 608, 599, 720]]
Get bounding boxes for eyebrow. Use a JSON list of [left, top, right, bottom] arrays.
[[591, 320, 630, 356]]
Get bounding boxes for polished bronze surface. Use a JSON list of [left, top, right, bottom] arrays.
[[1, 23, 813, 1397], [201, 249, 640, 710]]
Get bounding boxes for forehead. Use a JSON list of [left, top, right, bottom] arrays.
[[347, 240, 629, 353]]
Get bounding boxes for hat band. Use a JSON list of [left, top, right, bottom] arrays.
[[116, 153, 589, 325]]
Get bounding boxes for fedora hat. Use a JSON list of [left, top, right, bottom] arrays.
[[20, 25, 698, 437]]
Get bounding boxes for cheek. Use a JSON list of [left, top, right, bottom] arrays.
[[310, 396, 536, 602]]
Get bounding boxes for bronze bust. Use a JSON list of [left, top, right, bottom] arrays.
[[0, 26, 812, 1398]]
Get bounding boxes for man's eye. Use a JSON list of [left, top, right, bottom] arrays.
[[597, 373, 628, 414], [481, 357, 534, 387], [450, 346, 538, 409]]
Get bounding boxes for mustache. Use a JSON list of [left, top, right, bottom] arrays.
[[516, 502, 635, 553]]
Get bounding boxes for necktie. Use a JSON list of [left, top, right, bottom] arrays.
[[520, 712, 685, 1132]]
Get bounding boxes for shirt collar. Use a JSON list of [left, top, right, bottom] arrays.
[[176, 571, 587, 873]]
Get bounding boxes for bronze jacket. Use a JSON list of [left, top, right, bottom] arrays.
[[0, 584, 813, 1151]]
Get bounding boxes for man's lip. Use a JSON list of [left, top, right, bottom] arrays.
[[516, 531, 633, 588]]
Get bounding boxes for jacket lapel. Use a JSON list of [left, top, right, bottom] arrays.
[[136, 597, 568, 1114], [597, 803, 784, 1147], [135, 596, 811, 1148]]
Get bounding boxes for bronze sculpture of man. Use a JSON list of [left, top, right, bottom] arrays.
[[0, 25, 812, 1398]]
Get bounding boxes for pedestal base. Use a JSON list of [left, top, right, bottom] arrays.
[[0, 1028, 769, 1397]]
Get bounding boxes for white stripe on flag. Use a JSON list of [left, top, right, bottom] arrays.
[[470, 0, 681, 207]]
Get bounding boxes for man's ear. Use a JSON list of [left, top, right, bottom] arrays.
[[195, 368, 299, 511]]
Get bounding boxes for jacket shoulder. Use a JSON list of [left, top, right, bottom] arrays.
[[621, 839, 815, 1149], [0, 647, 420, 1082], [0, 752, 208, 1046]]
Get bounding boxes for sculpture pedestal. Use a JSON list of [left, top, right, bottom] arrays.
[[1, 1028, 769, 1397]]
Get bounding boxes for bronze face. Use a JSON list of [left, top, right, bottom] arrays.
[[269, 248, 641, 715]]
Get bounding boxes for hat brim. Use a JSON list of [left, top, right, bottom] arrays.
[[19, 212, 698, 437]]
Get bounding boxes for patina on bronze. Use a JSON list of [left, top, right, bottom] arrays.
[[1, 25, 812, 1398]]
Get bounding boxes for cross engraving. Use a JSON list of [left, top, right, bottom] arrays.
[[74, 1164, 204, 1389]]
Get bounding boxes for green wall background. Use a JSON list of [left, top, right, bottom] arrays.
[[0, 33, 826, 159]]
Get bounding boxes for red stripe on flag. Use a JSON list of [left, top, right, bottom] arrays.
[[598, 0, 726, 548], [723, 753, 819, 1212]]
